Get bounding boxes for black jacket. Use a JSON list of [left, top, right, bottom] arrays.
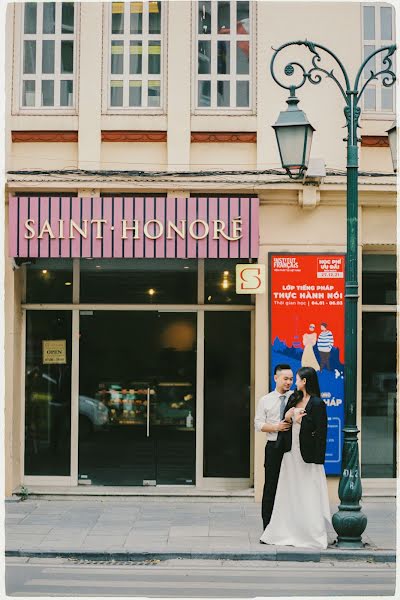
[[277, 395, 327, 464]]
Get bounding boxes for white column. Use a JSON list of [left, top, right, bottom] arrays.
[[167, 2, 191, 170], [4, 201, 24, 495], [78, 3, 103, 170]]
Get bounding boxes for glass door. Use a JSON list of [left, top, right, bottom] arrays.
[[78, 311, 197, 485]]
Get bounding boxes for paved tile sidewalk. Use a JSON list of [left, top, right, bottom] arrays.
[[5, 497, 395, 560]]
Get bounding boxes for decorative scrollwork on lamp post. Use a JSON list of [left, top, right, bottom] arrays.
[[270, 40, 396, 548]]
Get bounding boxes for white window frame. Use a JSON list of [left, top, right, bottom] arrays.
[[193, 0, 256, 114], [13, 2, 79, 115], [361, 2, 396, 116], [103, 2, 167, 115]]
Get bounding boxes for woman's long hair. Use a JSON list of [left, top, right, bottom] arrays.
[[286, 367, 321, 409]]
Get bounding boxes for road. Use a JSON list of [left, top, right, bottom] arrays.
[[5, 557, 396, 597]]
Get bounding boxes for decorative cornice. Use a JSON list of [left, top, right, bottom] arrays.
[[12, 131, 78, 142], [361, 135, 389, 148], [101, 130, 167, 142], [191, 132, 257, 143]]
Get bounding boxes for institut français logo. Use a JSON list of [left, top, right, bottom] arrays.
[[273, 256, 299, 271]]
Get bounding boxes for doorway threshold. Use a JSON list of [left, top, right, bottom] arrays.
[[14, 485, 255, 500]]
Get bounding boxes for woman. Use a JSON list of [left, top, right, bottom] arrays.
[[301, 324, 320, 371], [260, 366, 331, 549]]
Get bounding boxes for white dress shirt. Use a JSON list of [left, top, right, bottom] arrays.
[[254, 389, 293, 441]]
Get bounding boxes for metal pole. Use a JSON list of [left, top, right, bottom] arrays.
[[331, 92, 367, 547]]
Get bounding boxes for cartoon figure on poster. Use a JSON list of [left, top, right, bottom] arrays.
[[317, 323, 334, 371], [301, 323, 320, 371], [269, 254, 345, 476]]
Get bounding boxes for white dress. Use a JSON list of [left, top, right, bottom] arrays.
[[260, 408, 331, 549]]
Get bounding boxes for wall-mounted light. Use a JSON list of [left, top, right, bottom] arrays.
[[65, 282, 72, 286], [148, 288, 156, 296]]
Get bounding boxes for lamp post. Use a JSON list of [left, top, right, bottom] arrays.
[[270, 41, 396, 548]]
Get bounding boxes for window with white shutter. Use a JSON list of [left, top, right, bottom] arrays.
[[108, 1, 164, 110], [20, 2, 76, 109], [196, 1, 253, 110], [362, 3, 395, 113]]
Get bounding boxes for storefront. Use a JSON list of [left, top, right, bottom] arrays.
[[9, 194, 258, 490], [5, 191, 397, 499]]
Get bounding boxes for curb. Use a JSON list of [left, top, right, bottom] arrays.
[[6, 549, 396, 563]]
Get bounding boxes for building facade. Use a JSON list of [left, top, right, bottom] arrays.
[[4, 1, 397, 501]]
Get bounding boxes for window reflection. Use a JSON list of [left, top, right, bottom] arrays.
[[198, 1, 211, 34], [362, 255, 396, 305], [26, 259, 73, 303], [80, 259, 197, 304], [25, 311, 72, 476], [237, 1, 249, 33], [205, 259, 253, 305], [79, 312, 197, 485], [218, 1, 230, 33], [361, 313, 396, 477], [204, 312, 250, 477], [61, 2, 74, 33], [149, 1, 161, 34], [218, 41, 230, 74]]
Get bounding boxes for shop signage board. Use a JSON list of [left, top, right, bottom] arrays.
[[269, 253, 345, 475], [9, 196, 259, 259], [236, 264, 265, 294], [42, 340, 67, 364]]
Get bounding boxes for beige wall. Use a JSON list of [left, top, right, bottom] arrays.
[[6, 2, 395, 174], [9, 143, 78, 171], [101, 143, 167, 171]]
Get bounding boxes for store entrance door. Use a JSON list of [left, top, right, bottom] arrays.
[[78, 311, 197, 486]]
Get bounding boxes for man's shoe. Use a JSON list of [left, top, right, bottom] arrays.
[[259, 540, 267, 544]]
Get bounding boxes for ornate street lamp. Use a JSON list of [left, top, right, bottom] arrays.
[[387, 121, 397, 172], [270, 40, 396, 548], [272, 86, 315, 179]]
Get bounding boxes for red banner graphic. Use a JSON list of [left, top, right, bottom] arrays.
[[269, 254, 345, 475]]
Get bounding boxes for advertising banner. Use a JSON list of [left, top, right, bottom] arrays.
[[269, 254, 345, 475]]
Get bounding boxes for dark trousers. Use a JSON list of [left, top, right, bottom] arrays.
[[319, 350, 331, 370], [261, 441, 284, 530]]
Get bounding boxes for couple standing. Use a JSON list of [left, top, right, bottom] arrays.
[[254, 364, 331, 549]]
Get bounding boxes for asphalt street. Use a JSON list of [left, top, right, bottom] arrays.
[[5, 557, 396, 597]]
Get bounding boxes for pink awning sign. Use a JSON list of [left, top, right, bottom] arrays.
[[9, 195, 259, 259]]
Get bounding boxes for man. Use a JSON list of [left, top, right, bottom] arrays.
[[254, 364, 293, 531], [317, 322, 334, 371]]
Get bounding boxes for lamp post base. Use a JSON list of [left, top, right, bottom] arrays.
[[332, 508, 368, 548]]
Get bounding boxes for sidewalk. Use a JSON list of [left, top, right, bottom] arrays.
[[5, 497, 396, 563]]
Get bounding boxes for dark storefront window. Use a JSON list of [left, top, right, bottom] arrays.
[[203, 311, 251, 477], [25, 311, 72, 476], [80, 259, 198, 304], [26, 259, 73, 303], [205, 259, 253, 305], [361, 312, 396, 478], [78, 311, 197, 485], [362, 254, 396, 305]]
